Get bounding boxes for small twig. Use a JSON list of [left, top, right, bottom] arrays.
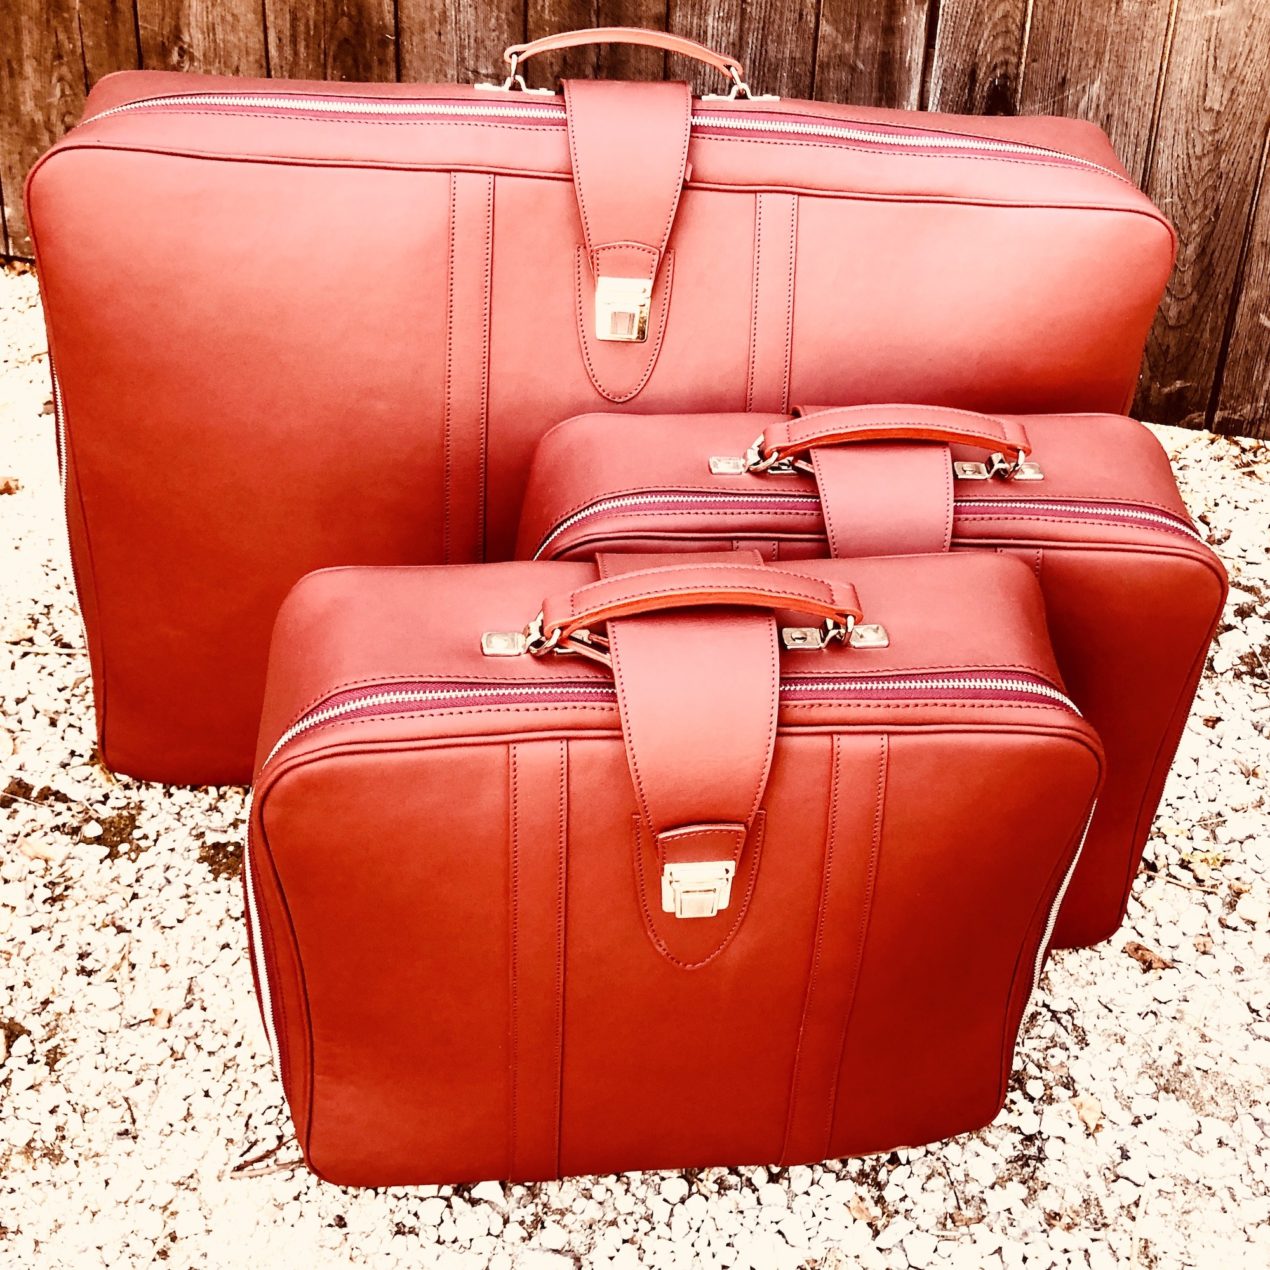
[[6, 643, 87, 655], [231, 1157, 305, 1179], [232, 1139, 286, 1173], [1161, 874, 1220, 895]]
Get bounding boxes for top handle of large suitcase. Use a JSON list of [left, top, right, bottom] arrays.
[[498, 26, 758, 98]]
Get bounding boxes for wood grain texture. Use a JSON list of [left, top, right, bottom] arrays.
[[814, 0, 931, 110], [669, 0, 818, 99], [1134, 0, 1270, 428], [524, 2, 668, 85], [398, 0, 523, 82], [78, 0, 143, 85], [265, 1, 397, 82], [0, 0, 86, 256], [1018, 0, 1175, 181], [926, 0, 1027, 114], [1213, 130, 1270, 438], [136, 0, 268, 75]]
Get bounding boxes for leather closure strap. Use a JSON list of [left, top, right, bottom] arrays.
[[760, 405, 1034, 558], [564, 79, 691, 400], [595, 552, 780, 935]]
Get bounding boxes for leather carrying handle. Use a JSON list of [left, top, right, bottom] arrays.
[[758, 404, 1033, 465], [504, 27, 745, 82], [541, 563, 862, 644]]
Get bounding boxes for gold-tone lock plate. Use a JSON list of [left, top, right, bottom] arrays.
[[595, 276, 652, 342], [661, 861, 736, 919], [481, 631, 529, 657]]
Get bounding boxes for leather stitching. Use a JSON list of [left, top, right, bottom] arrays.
[[825, 733, 887, 1149], [442, 172, 457, 564], [552, 740, 567, 1177], [507, 744, 521, 1173], [781, 195, 797, 414], [478, 173, 494, 558], [747, 193, 763, 413]]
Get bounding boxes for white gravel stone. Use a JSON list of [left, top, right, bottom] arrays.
[[1, 268, 1268, 1270]]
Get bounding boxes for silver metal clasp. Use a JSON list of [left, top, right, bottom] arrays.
[[954, 454, 1044, 481], [595, 276, 652, 342], [661, 860, 736, 919], [781, 621, 889, 651]]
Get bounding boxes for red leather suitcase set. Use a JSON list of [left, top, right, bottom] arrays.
[[27, 28, 1175, 784], [30, 27, 1222, 1183]]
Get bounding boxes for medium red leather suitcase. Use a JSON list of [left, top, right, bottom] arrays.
[[515, 405, 1227, 948], [247, 551, 1102, 1185], [27, 26, 1174, 784]]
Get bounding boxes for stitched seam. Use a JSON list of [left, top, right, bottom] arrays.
[[781, 195, 797, 414], [812, 452, 844, 558], [566, 564, 843, 612], [780, 733, 841, 1162], [941, 449, 954, 553], [508, 744, 520, 1174], [747, 616, 781, 827], [442, 172, 457, 565], [747, 193, 763, 412], [478, 174, 493, 559], [825, 733, 887, 1148], [552, 739, 567, 1176]]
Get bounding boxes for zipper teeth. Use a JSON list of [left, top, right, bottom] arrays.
[[534, 491, 822, 558], [1031, 799, 1098, 996], [89, 93, 1117, 176], [94, 94, 570, 122], [242, 820, 283, 1077], [955, 498, 1203, 541], [537, 490, 1203, 556], [263, 673, 1078, 769]]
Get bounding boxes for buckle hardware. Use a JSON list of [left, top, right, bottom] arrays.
[[595, 276, 652, 342], [661, 860, 736, 919], [954, 455, 1044, 481], [782, 621, 889, 651]]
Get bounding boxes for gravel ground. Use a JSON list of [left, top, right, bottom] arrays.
[[2, 262, 1268, 1269]]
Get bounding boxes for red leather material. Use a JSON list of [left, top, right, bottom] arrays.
[[778, 404, 1033, 461], [541, 560, 862, 637], [516, 408, 1228, 948], [29, 71, 1174, 784], [249, 553, 1102, 1184], [813, 443, 953, 557], [506, 28, 744, 80]]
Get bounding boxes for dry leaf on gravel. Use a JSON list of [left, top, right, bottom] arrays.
[[1070, 1094, 1103, 1135], [1123, 940, 1175, 971], [0, 474, 21, 494]]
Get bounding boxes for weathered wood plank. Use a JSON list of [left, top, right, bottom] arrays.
[[265, 1, 397, 82], [927, 0, 1028, 114], [1135, 0, 1270, 428], [78, 0, 143, 86], [814, 0, 932, 110], [0, 0, 86, 256], [135, 0, 268, 75], [669, 0, 818, 99], [523, 2, 667, 85], [1018, 0, 1174, 181], [398, 0, 523, 83], [1212, 131, 1270, 439]]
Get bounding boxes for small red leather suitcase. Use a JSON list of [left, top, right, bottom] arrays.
[[247, 551, 1102, 1185], [28, 26, 1174, 785], [515, 405, 1227, 948]]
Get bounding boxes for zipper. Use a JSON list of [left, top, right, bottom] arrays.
[[89, 92, 1121, 178], [260, 669, 1078, 770], [1031, 799, 1097, 996], [533, 489, 1203, 557]]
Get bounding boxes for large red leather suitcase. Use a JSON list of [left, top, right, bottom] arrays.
[[247, 551, 1102, 1185], [515, 405, 1227, 948], [27, 27, 1174, 784]]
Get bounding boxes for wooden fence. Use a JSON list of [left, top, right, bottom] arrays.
[[1, 1, 1267, 438]]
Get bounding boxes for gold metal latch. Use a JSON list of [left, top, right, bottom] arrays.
[[661, 860, 736, 919], [779, 621, 890, 651], [595, 276, 652, 342]]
